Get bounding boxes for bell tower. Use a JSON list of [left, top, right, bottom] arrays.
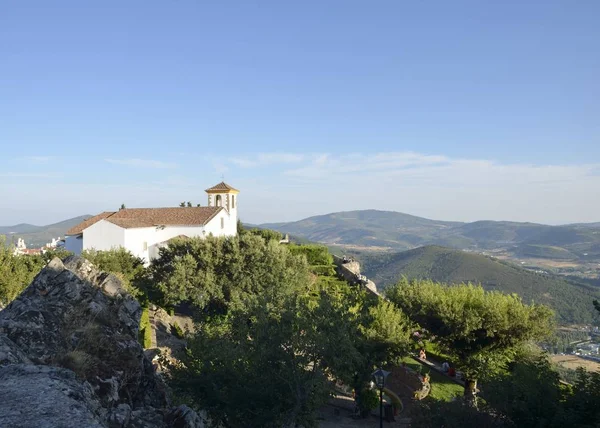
[[205, 181, 239, 225]]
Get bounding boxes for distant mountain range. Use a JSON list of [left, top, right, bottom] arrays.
[[0, 216, 91, 248], [358, 245, 599, 324], [3, 210, 599, 324], [261, 210, 600, 260]]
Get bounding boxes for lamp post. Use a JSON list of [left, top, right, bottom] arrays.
[[372, 368, 390, 428]]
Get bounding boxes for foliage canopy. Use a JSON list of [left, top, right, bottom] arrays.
[[386, 278, 554, 380]]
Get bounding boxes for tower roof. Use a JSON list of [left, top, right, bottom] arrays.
[[205, 181, 240, 194]]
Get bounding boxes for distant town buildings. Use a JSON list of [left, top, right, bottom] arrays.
[[12, 236, 64, 256]]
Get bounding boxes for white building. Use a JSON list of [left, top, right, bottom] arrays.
[[13, 238, 27, 256], [65, 182, 239, 263]]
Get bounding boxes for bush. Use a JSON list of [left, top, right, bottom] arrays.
[[248, 228, 283, 242], [148, 234, 310, 311], [287, 244, 333, 266], [358, 388, 379, 413], [138, 306, 152, 349], [310, 264, 336, 276], [0, 238, 46, 306], [171, 322, 185, 339]]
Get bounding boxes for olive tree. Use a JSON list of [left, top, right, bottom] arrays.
[[386, 279, 554, 400]]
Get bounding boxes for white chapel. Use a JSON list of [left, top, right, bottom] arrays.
[[65, 182, 239, 263]]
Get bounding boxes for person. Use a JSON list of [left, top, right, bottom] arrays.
[[419, 349, 427, 360], [448, 366, 456, 377], [442, 361, 449, 373]]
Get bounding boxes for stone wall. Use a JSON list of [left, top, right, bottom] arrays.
[[332, 255, 379, 296]]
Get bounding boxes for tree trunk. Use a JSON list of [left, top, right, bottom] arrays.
[[463, 378, 478, 407]]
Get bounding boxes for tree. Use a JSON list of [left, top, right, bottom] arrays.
[[411, 399, 505, 428], [287, 244, 333, 266], [485, 348, 563, 427], [168, 292, 334, 427], [0, 237, 45, 306], [155, 237, 414, 425], [360, 300, 412, 366], [248, 228, 283, 243], [186, 201, 192, 207], [120, 203, 126, 210], [236, 219, 245, 236], [458, 349, 600, 427], [386, 279, 554, 400], [148, 234, 309, 311], [556, 369, 600, 427], [179, 202, 186, 207], [165, 252, 408, 427]]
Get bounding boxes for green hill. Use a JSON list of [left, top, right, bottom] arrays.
[[0, 215, 91, 248], [261, 210, 460, 249], [515, 244, 577, 260], [359, 245, 600, 325], [261, 210, 600, 259]]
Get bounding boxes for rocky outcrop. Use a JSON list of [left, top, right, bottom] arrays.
[[332, 255, 379, 296], [0, 256, 209, 428]]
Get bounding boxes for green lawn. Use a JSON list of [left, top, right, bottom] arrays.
[[428, 371, 463, 401], [400, 357, 463, 402]]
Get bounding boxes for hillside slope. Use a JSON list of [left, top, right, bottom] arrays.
[[261, 210, 600, 258], [261, 210, 460, 249], [0, 215, 91, 247], [359, 245, 599, 324]]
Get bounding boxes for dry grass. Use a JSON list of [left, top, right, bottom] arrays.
[[551, 355, 600, 372]]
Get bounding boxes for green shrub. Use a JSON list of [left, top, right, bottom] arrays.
[[287, 244, 333, 266], [310, 264, 336, 276], [0, 237, 46, 305], [138, 306, 152, 348], [248, 228, 283, 242], [358, 388, 379, 412], [171, 322, 185, 339]]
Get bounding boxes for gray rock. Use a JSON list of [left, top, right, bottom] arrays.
[[0, 364, 105, 428], [0, 334, 31, 366], [107, 404, 132, 428], [0, 256, 208, 428], [165, 405, 210, 428]]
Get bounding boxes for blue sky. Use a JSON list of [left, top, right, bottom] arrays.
[[1, 0, 599, 225]]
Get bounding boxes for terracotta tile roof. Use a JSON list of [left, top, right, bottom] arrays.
[[21, 248, 42, 255], [66, 212, 115, 235], [66, 207, 222, 234], [205, 181, 239, 193]]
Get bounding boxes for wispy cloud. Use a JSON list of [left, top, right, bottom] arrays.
[[284, 152, 456, 179], [0, 172, 57, 178], [16, 156, 55, 164], [230, 152, 305, 168], [3, 151, 600, 226], [104, 158, 176, 169]]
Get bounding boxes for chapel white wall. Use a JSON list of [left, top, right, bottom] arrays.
[[203, 210, 236, 237], [83, 220, 126, 252]]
